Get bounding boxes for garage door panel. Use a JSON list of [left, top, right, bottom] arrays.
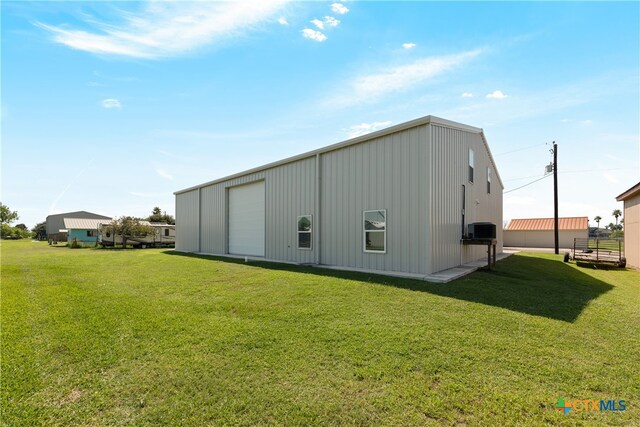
[[229, 181, 265, 256]]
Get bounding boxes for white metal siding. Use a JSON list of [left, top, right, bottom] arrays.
[[320, 126, 430, 274], [193, 157, 316, 263], [175, 117, 503, 276], [200, 184, 225, 254], [229, 181, 265, 256], [622, 194, 640, 268], [429, 125, 503, 273], [176, 190, 199, 252]]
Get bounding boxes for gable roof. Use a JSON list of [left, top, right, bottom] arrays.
[[63, 218, 112, 230], [505, 217, 589, 231], [616, 182, 640, 201], [47, 211, 111, 220], [174, 115, 504, 195]]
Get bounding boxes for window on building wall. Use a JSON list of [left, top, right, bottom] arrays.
[[106, 232, 111, 238], [487, 167, 491, 194], [297, 215, 312, 249], [468, 148, 474, 183], [165, 228, 170, 237], [86, 230, 96, 237], [363, 210, 386, 253]]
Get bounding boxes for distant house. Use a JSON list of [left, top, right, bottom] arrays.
[[503, 217, 589, 248], [63, 218, 111, 245], [588, 227, 611, 238], [46, 211, 111, 243], [616, 182, 640, 268]]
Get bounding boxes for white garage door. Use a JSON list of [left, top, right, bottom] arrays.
[[228, 181, 265, 256]]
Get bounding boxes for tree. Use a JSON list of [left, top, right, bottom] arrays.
[[32, 222, 47, 240], [102, 216, 154, 248], [612, 209, 622, 227], [146, 207, 175, 225], [0, 203, 19, 225], [0, 203, 29, 239], [594, 216, 602, 228]]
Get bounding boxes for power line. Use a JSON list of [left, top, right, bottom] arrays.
[[503, 167, 636, 182], [504, 174, 552, 194], [494, 143, 547, 157]]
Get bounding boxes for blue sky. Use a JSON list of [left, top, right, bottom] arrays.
[[2, 1, 639, 229]]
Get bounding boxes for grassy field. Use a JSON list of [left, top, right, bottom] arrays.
[[2, 240, 638, 426]]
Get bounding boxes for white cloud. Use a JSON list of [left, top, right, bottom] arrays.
[[329, 49, 482, 107], [278, 16, 288, 26], [311, 19, 324, 30], [486, 90, 508, 99], [331, 3, 349, 15], [129, 191, 156, 198], [347, 121, 392, 138], [302, 28, 327, 42], [402, 43, 416, 49], [581, 119, 593, 125], [602, 172, 620, 184], [324, 16, 340, 27], [36, 1, 290, 59], [101, 98, 121, 109], [155, 167, 173, 180], [462, 92, 474, 98]]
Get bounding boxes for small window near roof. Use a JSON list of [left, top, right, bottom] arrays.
[[468, 148, 474, 183], [487, 167, 491, 194], [297, 215, 312, 250]]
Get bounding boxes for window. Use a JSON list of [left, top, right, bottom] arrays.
[[106, 232, 111, 238], [487, 167, 491, 194], [164, 228, 170, 237], [468, 148, 474, 183], [86, 230, 96, 237], [297, 215, 312, 249], [363, 210, 386, 253]]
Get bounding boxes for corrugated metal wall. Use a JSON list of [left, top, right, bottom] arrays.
[[180, 157, 317, 263], [622, 194, 639, 268], [428, 125, 503, 272], [175, 120, 503, 275], [320, 125, 431, 274], [176, 190, 199, 252]]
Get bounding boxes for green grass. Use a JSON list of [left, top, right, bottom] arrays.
[[2, 240, 638, 426]]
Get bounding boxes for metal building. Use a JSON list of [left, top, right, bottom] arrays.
[[503, 217, 589, 249], [174, 115, 503, 278], [46, 211, 112, 243], [616, 182, 640, 268]]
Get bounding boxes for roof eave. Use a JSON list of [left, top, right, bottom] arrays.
[[616, 182, 640, 201]]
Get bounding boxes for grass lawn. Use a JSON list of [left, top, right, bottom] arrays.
[[2, 240, 638, 426]]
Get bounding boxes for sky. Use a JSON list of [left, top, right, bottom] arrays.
[[2, 1, 639, 230]]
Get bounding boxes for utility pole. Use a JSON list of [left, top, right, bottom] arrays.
[[553, 142, 559, 254]]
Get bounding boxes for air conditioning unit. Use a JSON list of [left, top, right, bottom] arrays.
[[468, 222, 496, 240]]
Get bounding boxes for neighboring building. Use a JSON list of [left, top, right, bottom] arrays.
[[46, 211, 111, 242], [503, 217, 589, 248], [174, 115, 503, 278], [616, 182, 640, 269], [63, 218, 111, 245], [588, 227, 611, 238]]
